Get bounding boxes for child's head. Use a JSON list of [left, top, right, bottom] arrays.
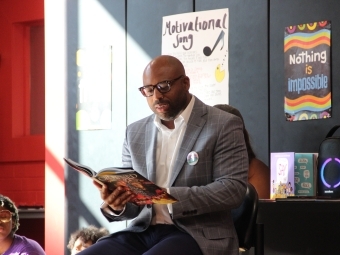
[[0, 194, 20, 235], [67, 225, 109, 254]]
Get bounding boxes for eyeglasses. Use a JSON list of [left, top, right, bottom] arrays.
[[138, 75, 184, 97], [0, 210, 14, 223]]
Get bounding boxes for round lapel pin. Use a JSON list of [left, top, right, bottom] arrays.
[[187, 151, 199, 165]]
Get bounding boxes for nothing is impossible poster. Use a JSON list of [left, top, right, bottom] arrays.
[[284, 21, 331, 121]]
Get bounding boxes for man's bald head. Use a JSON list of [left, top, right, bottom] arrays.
[[143, 55, 186, 81]]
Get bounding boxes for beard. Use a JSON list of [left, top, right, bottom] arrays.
[[152, 94, 188, 121]]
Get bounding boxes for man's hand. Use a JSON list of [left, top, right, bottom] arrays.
[[93, 180, 135, 212]]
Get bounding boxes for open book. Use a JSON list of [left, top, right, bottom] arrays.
[[64, 158, 178, 205]]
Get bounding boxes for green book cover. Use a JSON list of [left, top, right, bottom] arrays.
[[294, 153, 318, 196]]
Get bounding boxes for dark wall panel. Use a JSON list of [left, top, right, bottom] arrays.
[[127, 0, 193, 59], [196, 0, 269, 164], [270, 0, 340, 153]]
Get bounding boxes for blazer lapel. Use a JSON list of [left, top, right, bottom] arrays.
[[169, 97, 207, 185], [145, 119, 158, 182]]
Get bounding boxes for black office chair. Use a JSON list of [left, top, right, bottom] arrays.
[[232, 182, 264, 255]]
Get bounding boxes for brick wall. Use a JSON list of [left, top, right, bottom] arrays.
[[0, 161, 45, 206]]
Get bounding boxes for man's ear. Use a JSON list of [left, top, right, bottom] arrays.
[[184, 76, 190, 91]]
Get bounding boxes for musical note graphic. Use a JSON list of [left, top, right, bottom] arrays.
[[203, 30, 225, 56]]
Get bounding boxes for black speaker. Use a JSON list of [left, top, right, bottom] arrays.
[[317, 126, 340, 198]]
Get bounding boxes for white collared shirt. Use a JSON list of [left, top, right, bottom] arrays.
[[151, 96, 195, 225]]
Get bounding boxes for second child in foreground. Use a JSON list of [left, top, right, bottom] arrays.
[[67, 225, 109, 254]]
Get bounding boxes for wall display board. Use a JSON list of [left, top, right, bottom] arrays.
[[162, 8, 229, 106], [76, 46, 113, 130], [284, 21, 331, 121]]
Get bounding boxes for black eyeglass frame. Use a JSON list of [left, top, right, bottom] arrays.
[[138, 75, 184, 97]]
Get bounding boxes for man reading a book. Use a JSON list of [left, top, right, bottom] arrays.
[[78, 55, 248, 255]]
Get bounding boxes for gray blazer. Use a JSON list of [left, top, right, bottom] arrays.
[[103, 96, 248, 255]]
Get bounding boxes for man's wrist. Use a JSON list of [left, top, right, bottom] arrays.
[[107, 205, 124, 214], [101, 203, 126, 216]]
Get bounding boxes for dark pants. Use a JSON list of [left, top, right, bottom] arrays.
[[77, 224, 203, 255]]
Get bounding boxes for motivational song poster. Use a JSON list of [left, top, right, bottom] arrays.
[[162, 9, 229, 105], [284, 21, 331, 121]]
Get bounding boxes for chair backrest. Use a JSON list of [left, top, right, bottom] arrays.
[[231, 182, 259, 251]]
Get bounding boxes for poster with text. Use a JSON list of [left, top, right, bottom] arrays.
[[162, 9, 229, 106], [76, 46, 112, 130], [284, 21, 331, 121]]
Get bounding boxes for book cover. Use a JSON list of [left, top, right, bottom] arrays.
[[270, 152, 295, 199], [64, 158, 178, 205], [294, 153, 318, 196]]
